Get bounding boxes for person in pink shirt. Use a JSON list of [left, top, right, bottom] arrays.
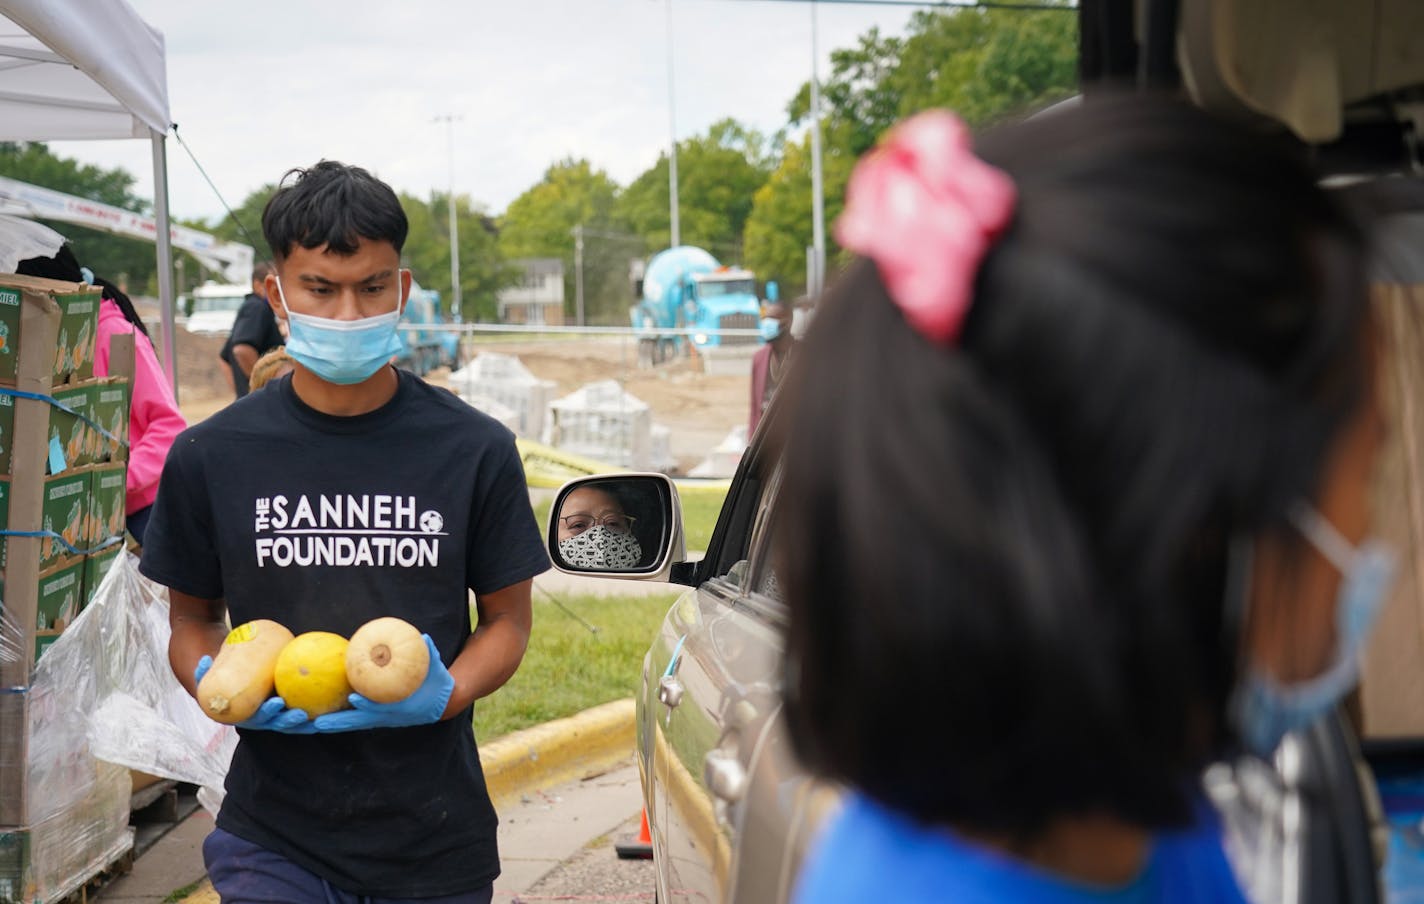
[[18, 246, 186, 544]]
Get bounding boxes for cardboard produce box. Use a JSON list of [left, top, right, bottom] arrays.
[[87, 463, 125, 549], [0, 379, 109, 476], [47, 382, 94, 473], [0, 475, 8, 570], [0, 390, 11, 474], [32, 631, 61, 665], [0, 276, 99, 385], [91, 377, 129, 463], [29, 553, 84, 666], [38, 470, 87, 571], [35, 557, 84, 633], [0, 273, 85, 826], [83, 544, 122, 609]]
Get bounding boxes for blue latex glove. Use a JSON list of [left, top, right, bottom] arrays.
[[194, 655, 316, 734], [312, 635, 454, 733]]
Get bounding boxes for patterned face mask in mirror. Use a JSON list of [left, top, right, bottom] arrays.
[[559, 524, 642, 570]]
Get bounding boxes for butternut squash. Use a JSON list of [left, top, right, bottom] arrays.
[[197, 619, 294, 724], [345, 617, 430, 703]]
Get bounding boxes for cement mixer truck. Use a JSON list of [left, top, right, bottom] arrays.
[[631, 246, 769, 366]]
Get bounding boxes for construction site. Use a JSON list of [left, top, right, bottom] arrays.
[[168, 330, 754, 477]]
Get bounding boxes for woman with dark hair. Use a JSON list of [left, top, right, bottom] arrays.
[[555, 482, 643, 570], [17, 244, 186, 544], [778, 97, 1385, 902]]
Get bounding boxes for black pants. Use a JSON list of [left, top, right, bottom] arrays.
[[204, 828, 494, 904]]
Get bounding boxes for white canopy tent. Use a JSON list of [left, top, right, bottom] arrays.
[[0, 0, 180, 392]]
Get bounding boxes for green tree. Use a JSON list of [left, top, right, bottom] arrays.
[[891, 5, 1077, 127], [0, 142, 157, 291], [616, 118, 773, 262], [787, 27, 905, 158], [205, 183, 277, 261], [742, 135, 854, 298], [401, 192, 514, 323], [787, 6, 1076, 140], [498, 159, 630, 324], [754, 5, 1076, 297]]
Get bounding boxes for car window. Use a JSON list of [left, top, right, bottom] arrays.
[[746, 465, 784, 603], [708, 462, 783, 594]]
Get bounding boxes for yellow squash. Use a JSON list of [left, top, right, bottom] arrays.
[[275, 631, 353, 716], [197, 619, 295, 724]]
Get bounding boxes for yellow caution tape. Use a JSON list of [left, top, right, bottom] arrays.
[[515, 438, 732, 498]]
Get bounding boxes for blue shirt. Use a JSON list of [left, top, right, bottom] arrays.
[[793, 793, 1250, 904]]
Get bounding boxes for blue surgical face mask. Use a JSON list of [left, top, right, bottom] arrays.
[[1234, 503, 1396, 757], [274, 273, 404, 385], [760, 317, 783, 342]]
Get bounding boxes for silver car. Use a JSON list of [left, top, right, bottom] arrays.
[[545, 2, 1424, 899], [545, 441, 836, 903]]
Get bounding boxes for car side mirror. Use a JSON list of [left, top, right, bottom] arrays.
[[547, 473, 685, 580]]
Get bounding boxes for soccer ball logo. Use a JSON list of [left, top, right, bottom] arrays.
[[420, 510, 444, 534]]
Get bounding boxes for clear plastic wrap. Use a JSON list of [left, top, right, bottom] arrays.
[[73, 552, 236, 808], [448, 353, 555, 437], [546, 380, 655, 469], [0, 603, 22, 672], [0, 550, 236, 901], [0, 762, 132, 904]]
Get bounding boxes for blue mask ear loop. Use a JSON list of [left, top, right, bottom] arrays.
[[273, 275, 293, 321], [272, 272, 406, 320], [1286, 503, 1355, 574]]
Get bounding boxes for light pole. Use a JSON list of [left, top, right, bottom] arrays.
[[665, 0, 681, 247], [572, 223, 586, 327], [433, 114, 462, 318], [809, 1, 826, 298]]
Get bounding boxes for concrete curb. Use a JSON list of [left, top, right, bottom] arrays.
[[480, 698, 636, 807], [178, 698, 638, 903]]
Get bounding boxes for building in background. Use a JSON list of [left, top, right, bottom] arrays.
[[498, 258, 565, 325]]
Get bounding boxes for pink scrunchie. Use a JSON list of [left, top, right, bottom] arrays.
[[834, 110, 1016, 344]]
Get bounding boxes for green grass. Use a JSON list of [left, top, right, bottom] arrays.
[[164, 880, 205, 902], [531, 495, 555, 539], [676, 487, 726, 553], [531, 482, 727, 554], [472, 591, 679, 741]]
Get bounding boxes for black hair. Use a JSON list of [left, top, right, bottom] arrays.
[[776, 96, 1370, 838], [261, 161, 408, 261], [16, 244, 150, 340]]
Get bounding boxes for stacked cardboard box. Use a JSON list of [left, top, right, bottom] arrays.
[[0, 274, 135, 900]]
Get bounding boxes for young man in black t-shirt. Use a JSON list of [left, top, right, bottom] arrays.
[[218, 261, 284, 399], [141, 162, 548, 903]]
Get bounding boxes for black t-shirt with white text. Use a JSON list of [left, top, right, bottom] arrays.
[[140, 370, 549, 896]]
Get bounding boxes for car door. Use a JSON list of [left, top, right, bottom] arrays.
[[722, 484, 843, 904], [650, 449, 785, 902]]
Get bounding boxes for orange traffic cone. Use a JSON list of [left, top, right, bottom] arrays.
[[615, 807, 653, 860]]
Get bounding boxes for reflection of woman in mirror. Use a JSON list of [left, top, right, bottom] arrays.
[[557, 484, 643, 569]]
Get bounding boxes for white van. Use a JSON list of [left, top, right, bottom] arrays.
[[183, 282, 249, 335]]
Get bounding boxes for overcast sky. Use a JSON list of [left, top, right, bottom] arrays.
[[49, 0, 916, 226]]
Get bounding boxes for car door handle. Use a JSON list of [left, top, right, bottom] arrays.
[[704, 749, 747, 803], [658, 675, 684, 709]]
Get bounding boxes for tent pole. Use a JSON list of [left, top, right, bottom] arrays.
[[150, 129, 179, 399]]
